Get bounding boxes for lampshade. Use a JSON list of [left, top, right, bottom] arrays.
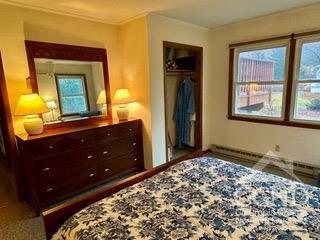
[[46, 100, 57, 110], [15, 93, 50, 116], [249, 83, 258, 91], [113, 89, 132, 104], [96, 90, 106, 104]]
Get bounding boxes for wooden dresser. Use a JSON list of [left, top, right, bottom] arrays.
[[16, 119, 144, 213]]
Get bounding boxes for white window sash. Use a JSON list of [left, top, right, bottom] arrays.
[[232, 40, 290, 120], [290, 36, 320, 124]]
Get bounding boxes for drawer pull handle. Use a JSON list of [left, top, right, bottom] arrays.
[[89, 173, 95, 177], [104, 168, 110, 172], [132, 142, 137, 146], [46, 187, 53, 192], [42, 167, 50, 172], [81, 139, 85, 143], [134, 158, 138, 161], [49, 146, 54, 150], [103, 151, 108, 155], [107, 133, 111, 136], [87, 155, 93, 159], [129, 128, 132, 132]]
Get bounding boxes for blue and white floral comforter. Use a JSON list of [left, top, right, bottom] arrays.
[[52, 157, 320, 240]]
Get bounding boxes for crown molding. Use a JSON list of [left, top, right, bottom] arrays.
[[0, 0, 120, 25]]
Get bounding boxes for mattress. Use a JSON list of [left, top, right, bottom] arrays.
[[52, 157, 320, 240]]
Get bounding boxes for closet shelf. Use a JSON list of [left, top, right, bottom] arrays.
[[165, 70, 195, 76]]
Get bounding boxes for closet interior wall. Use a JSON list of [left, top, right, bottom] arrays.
[[163, 41, 203, 161]]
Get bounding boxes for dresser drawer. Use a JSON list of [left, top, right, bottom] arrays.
[[26, 136, 66, 159], [94, 136, 140, 160], [118, 121, 139, 138], [98, 152, 141, 180], [64, 131, 95, 149], [27, 131, 94, 159], [38, 166, 99, 203], [95, 125, 119, 143], [34, 149, 98, 184]]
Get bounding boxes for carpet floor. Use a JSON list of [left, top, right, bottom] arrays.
[[0, 159, 45, 240]]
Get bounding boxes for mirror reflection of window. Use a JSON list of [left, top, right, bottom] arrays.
[[35, 59, 106, 124], [56, 74, 89, 116]]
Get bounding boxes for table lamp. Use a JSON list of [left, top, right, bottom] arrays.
[[15, 93, 50, 135], [113, 88, 132, 121], [96, 90, 107, 115], [46, 100, 57, 121]]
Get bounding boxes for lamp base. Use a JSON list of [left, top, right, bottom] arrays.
[[117, 105, 129, 121], [101, 104, 107, 115], [23, 115, 44, 135]]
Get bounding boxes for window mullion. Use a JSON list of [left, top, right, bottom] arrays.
[[284, 37, 296, 121]]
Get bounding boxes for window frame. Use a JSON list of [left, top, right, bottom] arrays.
[[232, 41, 290, 121], [228, 30, 320, 129], [290, 34, 320, 125], [55, 74, 90, 117]]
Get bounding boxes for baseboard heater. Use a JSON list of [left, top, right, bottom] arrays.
[[211, 144, 320, 181]]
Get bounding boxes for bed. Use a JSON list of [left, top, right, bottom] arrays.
[[50, 157, 320, 240]]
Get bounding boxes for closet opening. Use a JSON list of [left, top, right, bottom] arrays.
[[163, 41, 202, 161]]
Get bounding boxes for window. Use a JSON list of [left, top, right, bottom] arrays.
[[56, 74, 89, 115], [292, 38, 320, 123], [233, 44, 288, 119], [229, 31, 320, 129]]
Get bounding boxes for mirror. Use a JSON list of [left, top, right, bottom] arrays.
[[35, 59, 106, 123], [25, 41, 112, 126]]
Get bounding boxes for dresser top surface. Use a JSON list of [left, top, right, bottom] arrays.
[[16, 118, 140, 141]]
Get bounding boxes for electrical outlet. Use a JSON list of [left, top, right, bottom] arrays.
[[275, 144, 280, 152]]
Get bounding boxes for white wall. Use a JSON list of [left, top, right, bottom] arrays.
[[165, 75, 180, 147], [147, 14, 213, 167], [210, 4, 320, 166]]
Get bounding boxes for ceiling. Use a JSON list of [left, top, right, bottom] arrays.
[[1, 0, 319, 28]]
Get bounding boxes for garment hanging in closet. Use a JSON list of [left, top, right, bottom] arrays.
[[173, 78, 195, 148]]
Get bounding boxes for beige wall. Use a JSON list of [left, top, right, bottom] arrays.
[[0, 4, 153, 166], [0, 3, 122, 134], [119, 16, 152, 168], [147, 14, 213, 167], [210, 4, 320, 166]]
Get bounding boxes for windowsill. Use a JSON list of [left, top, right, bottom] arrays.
[[233, 113, 283, 121], [228, 115, 320, 129]]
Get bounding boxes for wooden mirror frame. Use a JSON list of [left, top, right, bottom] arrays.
[[25, 40, 112, 128]]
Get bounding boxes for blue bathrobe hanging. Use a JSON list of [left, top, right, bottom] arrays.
[[173, 79, 195, 147]]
